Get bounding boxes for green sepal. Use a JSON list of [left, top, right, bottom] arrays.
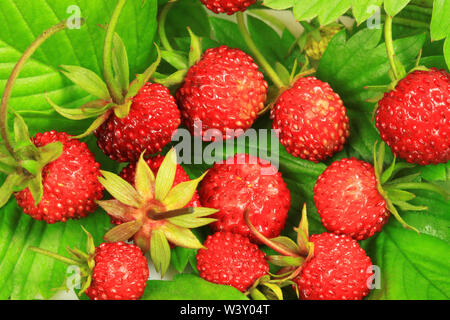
[[153, 69, 188, 87], [295, 204, 310, 255], [73, 110, 112, 139], [113, 99, 133, 119], [126, 44, 161, 99], [167, 207, 218, 228], [0, 154, 16, 174], [13, 113, 38, 160], [163, 171, 208, 210], [385, 172, 421, 185], [161, 50, 188, 70], [60, 65, 110, 100], [135, 152, 155, 199], [37, 141, 63, 166], [391, 200, 427, 211], [103, 220, 143, 242], [0, 173, 25, 207], [150, 229, 171, 277], [385, 188, 416, 201], [275, 62, 291, 86], [187, 27, 202, 67], [270, 236, 300, 255], [154, 148, 177, 201], [46, 94, 111, 120], [98, 170, 144, 208], [28, 174, 43, 206], [96, 199, 131, 221], [112, 32, 130, 95], [160, 223, 204, 249], [267, 255, 304, 267]]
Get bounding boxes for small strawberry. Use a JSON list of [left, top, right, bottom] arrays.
[[47, 3, 180, 162], [313, 158, 389, 240], [304, 25, 342, 60], [198, 153, 291, 243], [270, 76, 350, 162], [313, 143, 449, 240], [177, 46, 267, 140], [30, 229, 149, 300], [0, 21, 103, 223], [200, 0, 257, 15], [245, 206, 373, 300], [15, 131, 104, 223], [294, 232, 373, 300], [375, 68, 450, 165], [196, 231, 268, 293], [97, 149, 217, 276]]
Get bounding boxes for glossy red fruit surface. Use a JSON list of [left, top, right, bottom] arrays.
[[95, 83, 180, 162], [271, 76, 349, 162], [15, 131, 103, 224], [200, 0, 257, 15]]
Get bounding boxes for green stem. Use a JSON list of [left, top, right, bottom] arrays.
[[29, 246, 82, 266], [158, 1, 175, 52], [103, 0, 127, 105], [236, 12, 285, 89], [0, 21, 68, 160], [384, 15, 399, 81]]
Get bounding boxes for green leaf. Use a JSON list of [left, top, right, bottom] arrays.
[[430, 0, 450, 41], [352, 0, 383, 25], [263, 0, 294, 10], [444, 37, 450, 69], [60, 65, 110, 100], [384, 0, 412, 17], [141, 274, 248, 300], [293, 0, 352, 26], [150, 229, 171, 277]]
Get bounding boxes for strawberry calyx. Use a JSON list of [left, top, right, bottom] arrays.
[[244, 206, 315, 298], [29, 227, 96, 295], [97, 148, 217, 276], [373, 141, 449, 233], [0, 21, 71, 208], [47, 0, 162, 138]]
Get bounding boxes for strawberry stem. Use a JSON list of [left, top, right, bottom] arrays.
[[384, 15, 400, 81], [236, 12, 285, 89], [158, 0, 175, 52], [0, 21, 68, 160], [149, 207, 194, 220], [103, 0, 127, 104]]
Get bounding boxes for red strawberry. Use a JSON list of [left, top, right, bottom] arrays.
[[85, 242, 149, 300], [271, 76, 350, 162], [94, 83, 180, 162], [200, 0, 257, 15], [15, 131, 104, 224], [294, 232, 373, 300], [199, 153, 291, 243], [196, 231, 268, 292], [177, 46, 267, 140], [30, 232, 148, 300], [313, 158, 389, 240], [375, 68, 450, 165]]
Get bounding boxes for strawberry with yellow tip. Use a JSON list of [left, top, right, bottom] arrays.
[[96, 148, 218, 276]]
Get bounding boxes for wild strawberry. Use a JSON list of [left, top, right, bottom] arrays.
[[294, 233, 373, 300], [97, 149, 217, 276], [198, 153, 291, 243], [271, 76, 350, 162], [94, 83, 181, 162], [196, 231, 268, 292], [200, 0, 257, 15], [30, 230, 149, 300], [305, 25, 342, 60], [313, 158, 389, 240], [14, 131, 104, 224], [177, 46, 267, 140], [375, 68, 450, 165]]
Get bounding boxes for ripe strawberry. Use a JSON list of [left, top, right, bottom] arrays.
[[199, 153, 291, 243], [177, 46, 267, 140], [294, 232, 373, 300], [15, 131, 104, 224], [200, 0, 257, 15], [196, 231, 268, 292], [375, 68, 450, 165], [271, 76, 350, 162], [85, 242, 149, 300], [313, 158, 389, 240], [94, 83, 181, 162], [30, 231, 148, 300]]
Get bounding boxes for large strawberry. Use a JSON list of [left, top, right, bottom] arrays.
[[47, 2, 179, 162], [245, 206, 374, 300], [97, 149, 217, 276], [15, 131, 104, 223], [200, 0, 257, 15], [177, 46, 267, 140], [199, 153, 291, 243], [196, 231, 268, 292], [270, 77, 350, 162], [375, 68, 449, 165], [30, 229, 149, 300], [313, 143, 449, 239], [0, 21, 103, 223]]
